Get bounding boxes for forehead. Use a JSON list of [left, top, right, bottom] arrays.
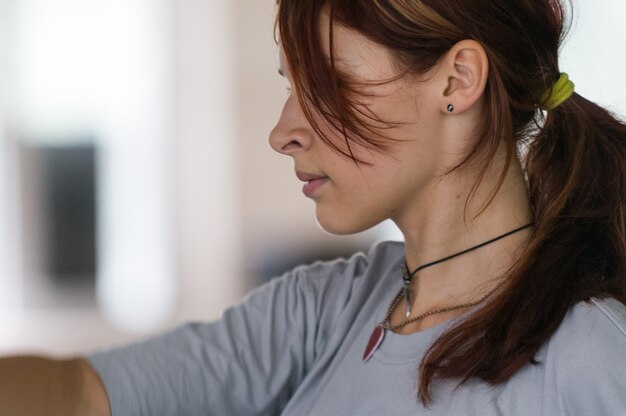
[[279, 12, 400, 82]]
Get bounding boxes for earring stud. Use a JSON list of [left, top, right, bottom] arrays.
[[447, 104, 454, 112]]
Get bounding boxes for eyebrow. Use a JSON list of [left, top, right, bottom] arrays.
[[278, 68, 286, 77]]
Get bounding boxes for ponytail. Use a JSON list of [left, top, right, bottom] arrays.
[[528, 93, 626, 299]]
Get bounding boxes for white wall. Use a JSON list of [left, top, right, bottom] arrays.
[[0, 0, 25, 348], [94, 0, 177, 333], [0, 0, 245, 354], [560, 0, 626, 117], [0, 0, 179, 353], [173, 0, 242, 322]]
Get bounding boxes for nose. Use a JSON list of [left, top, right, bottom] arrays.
[[269, 95, 313, 156]]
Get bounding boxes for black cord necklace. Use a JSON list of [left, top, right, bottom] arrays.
[[401, 222, 535, 318], [363, 222, 534, 362]]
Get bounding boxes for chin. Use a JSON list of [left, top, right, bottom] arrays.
[[314, 206, 381, 236]]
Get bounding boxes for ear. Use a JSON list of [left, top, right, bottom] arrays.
[[439, 40, 489, 114]]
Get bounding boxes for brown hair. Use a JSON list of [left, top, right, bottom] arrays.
[[276, 0, 626, 404]]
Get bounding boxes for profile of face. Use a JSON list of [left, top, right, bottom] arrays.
[[269, 16, 483, 235]]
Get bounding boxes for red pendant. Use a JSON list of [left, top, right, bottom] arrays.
[[363, 325, 386, 362]]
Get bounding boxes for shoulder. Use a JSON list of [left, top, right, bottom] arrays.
[[244, 240, 404, 312], [272, 240, 404, 290], [301, 239, 404, 276], [543, 297, 626, 415], [548, 297, 626, 353]]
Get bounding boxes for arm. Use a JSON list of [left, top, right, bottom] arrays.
[[0, 356, 111, 416], [86, 254, 367, 415]]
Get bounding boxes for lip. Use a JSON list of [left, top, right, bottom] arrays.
[[296, 171, 329, 198]]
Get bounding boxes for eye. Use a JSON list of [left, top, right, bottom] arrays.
[[277, 68, 292, 96]]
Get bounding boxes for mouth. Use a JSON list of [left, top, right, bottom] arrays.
[[296, 171, 329, 198]]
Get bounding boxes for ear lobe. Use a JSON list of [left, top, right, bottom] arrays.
[[441, 40, 489, 114]]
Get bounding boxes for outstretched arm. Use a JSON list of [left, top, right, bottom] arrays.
[[0, 356, 111, 416]]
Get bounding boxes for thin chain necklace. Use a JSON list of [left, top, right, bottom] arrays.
[[362, 222, 534, 362]]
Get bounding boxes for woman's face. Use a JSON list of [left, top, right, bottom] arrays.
[[269, 20, 452, 235]]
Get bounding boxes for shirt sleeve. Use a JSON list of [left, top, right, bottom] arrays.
[[86, 254, 367, 416]]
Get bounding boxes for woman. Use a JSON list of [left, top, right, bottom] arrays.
[[1, 0, 625, 414]]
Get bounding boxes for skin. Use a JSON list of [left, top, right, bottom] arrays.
[[0, 356, 111, 415], [270, 18, 534, 331]]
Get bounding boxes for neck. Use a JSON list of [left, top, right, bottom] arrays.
[[393, 152, 533, 313]]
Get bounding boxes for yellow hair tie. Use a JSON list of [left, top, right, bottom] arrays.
[[542, 73, 575, 110]]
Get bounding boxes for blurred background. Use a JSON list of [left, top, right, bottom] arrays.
[[0, 0, 624, 355]]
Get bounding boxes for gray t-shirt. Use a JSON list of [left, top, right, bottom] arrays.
[[88, 241, 626, 415]]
